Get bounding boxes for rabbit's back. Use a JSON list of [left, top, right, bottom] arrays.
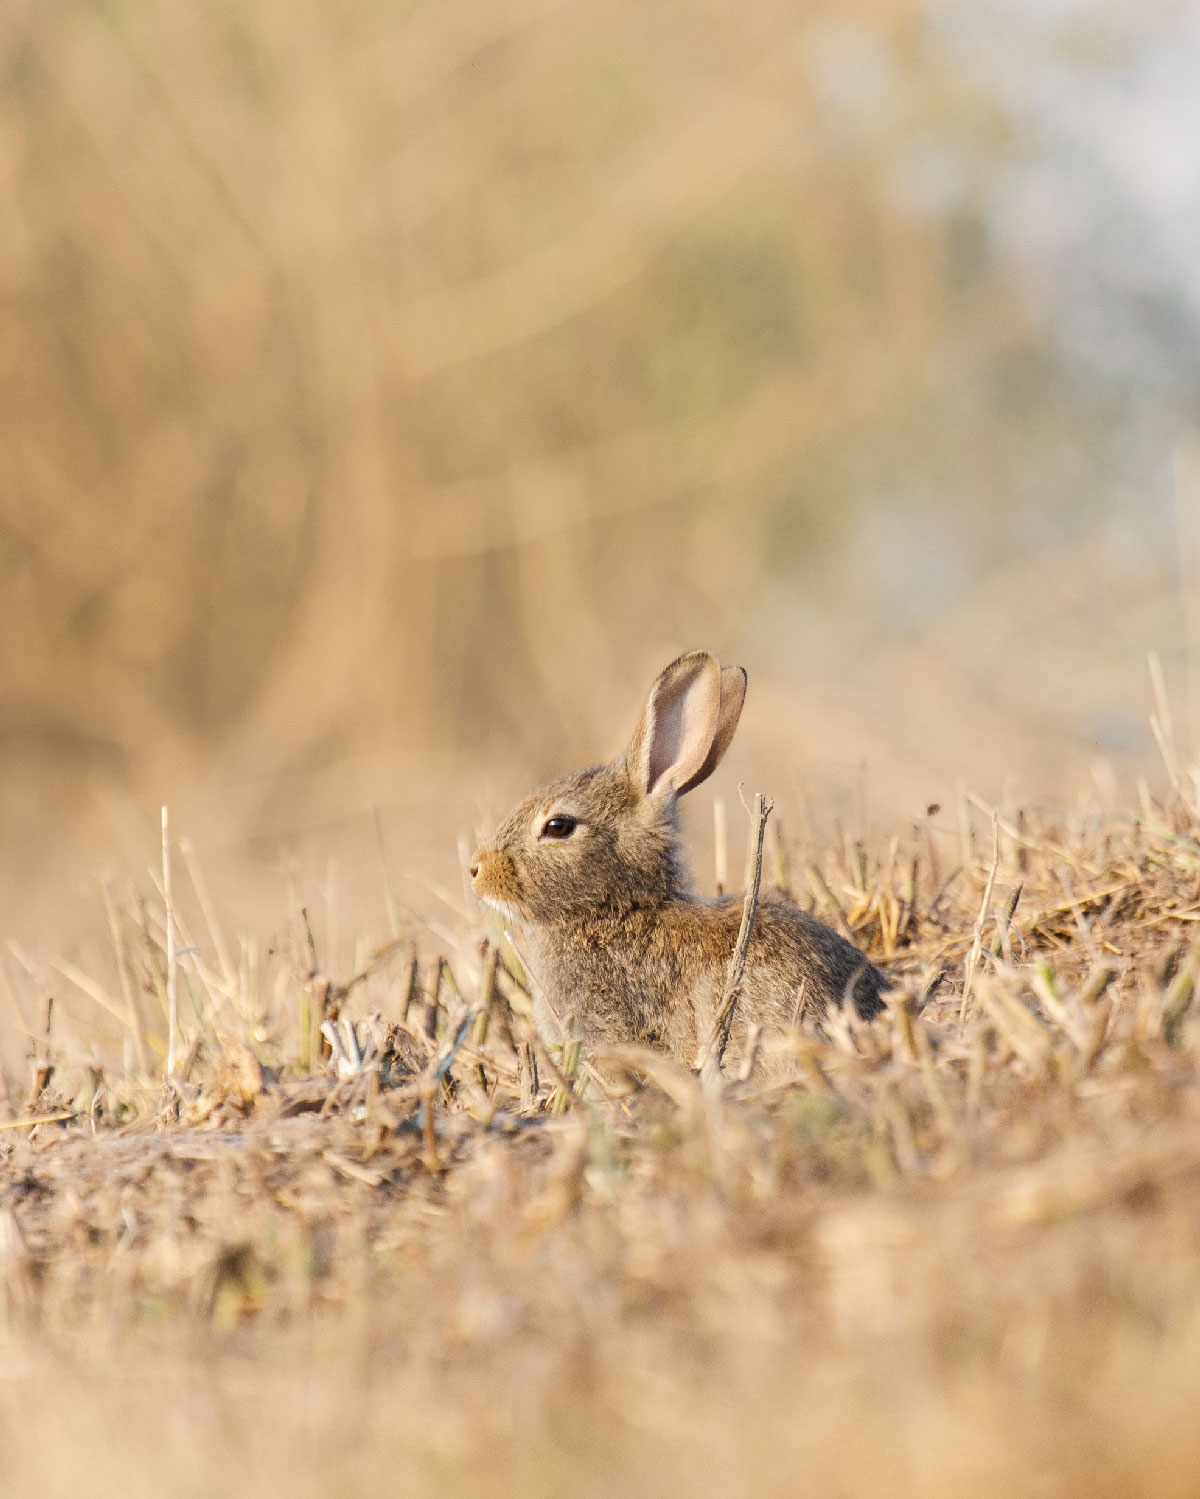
[[525, 891, 886, 1067]]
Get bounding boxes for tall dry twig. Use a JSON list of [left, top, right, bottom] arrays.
[[960, 809, 1000, 1023], [696, 791, 773, 1083]]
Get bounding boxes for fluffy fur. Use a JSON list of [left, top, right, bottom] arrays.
[[471, 652, 886, 1068]]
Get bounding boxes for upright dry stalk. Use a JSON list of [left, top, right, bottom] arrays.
[[1163, 951, 1199, 1046], [736, 1023, 764, 1082], [497, 932, 579, 1109], [696, 792, 773, 1082], [990, 882, 1023, 960], [1148, 650, 1190, 811], [400, 953, 420, 1025], [179, 838, 234, 995], [162, 806, 178, 1078], [960, 809, 1000, 1023], [713, 797, 727, 896]]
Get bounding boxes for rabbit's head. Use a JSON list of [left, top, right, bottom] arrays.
[[471, 652, 747, 927]]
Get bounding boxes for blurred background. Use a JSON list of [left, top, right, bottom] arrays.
[[3, 0, 1199, 944]]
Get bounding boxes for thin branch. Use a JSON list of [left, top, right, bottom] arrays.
[[696, 792, 773, 1083]]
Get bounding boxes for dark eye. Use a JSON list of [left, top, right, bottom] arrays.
[[540, 815, 578, 840]]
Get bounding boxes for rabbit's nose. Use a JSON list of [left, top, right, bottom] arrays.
[[469, 861, 480, 880]]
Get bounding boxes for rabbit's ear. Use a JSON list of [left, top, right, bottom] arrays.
[[626, 652, 729, 799], [674, 664, 747, 795]]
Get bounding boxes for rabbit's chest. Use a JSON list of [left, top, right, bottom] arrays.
[[527, 923, 699, 1053]]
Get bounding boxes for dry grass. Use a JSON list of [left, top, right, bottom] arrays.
[[3, 784, 1200, 1494]]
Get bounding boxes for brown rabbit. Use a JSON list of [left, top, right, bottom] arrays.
[[470, 651, 886, 1068]]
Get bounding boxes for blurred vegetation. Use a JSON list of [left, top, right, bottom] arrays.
[[0, 0, 1195, 893]]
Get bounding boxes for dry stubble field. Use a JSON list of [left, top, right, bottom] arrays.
[[4, 784, 1200, 1498]]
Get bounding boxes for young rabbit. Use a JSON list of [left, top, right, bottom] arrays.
[[470, 651, 886, 1068]]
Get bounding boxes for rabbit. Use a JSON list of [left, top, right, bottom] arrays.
[[470, 651, 887, 1070]]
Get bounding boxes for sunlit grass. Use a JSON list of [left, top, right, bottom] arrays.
[[2, 780, 1200, 1495]]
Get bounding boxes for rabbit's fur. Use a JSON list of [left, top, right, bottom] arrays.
[[471, 652, 886, 1067]]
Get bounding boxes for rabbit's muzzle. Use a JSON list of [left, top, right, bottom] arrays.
[[470, 845, 525, 918]]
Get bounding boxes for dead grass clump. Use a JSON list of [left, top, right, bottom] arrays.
[[4, 789, 1200, 1495]]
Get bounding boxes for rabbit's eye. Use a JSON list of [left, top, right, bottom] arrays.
[[540, 815, 578, 840]]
